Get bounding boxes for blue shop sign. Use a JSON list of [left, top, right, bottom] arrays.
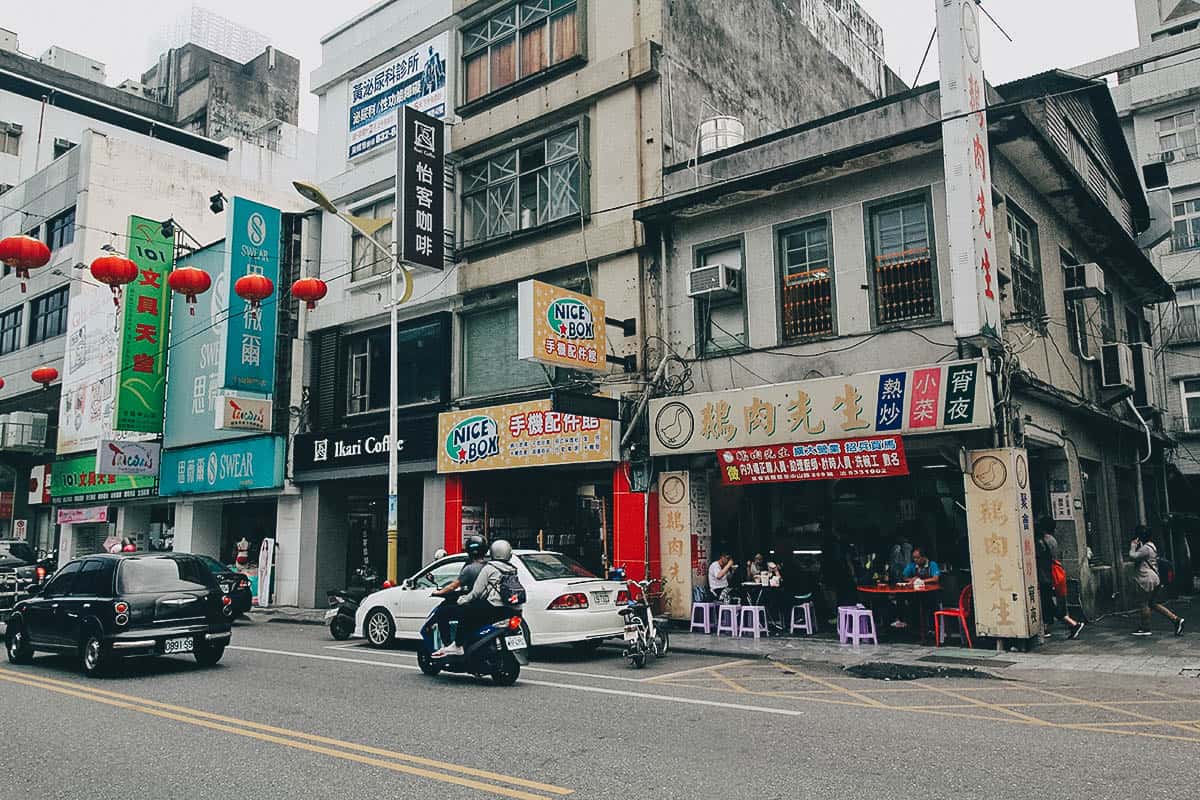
[[159, 435, 285, 496]]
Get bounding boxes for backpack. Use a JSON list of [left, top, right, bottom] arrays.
[[1050, 560, 1068, 599], [1149, 545, 1174, 589], [494, 562, 527, 607]]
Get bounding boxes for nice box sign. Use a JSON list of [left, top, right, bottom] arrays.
[[517, 280, 606, 373]]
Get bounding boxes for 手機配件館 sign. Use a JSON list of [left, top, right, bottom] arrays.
[[517, 279, 606, 373]]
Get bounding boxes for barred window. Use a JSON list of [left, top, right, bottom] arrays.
[[779, 219, 833, 339], [1007, 207, 1043, 317], [462, 126, 582, 246], [870, 199, 937, 325], [463, 0, 580, 104]]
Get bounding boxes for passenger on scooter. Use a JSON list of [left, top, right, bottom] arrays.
[[428, 537, 488, 658], [448, 539, 521, 656]]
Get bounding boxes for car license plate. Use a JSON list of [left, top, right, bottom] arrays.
[[220, 582, 232, 594], [323, 609, 338, 621], [590, 591, 610, 605], [623, 625, 639, 642], [163, 637, 193, 654], [504, 635, 527, 651]]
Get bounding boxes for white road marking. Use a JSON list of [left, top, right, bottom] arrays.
[[229, 645, 806, 718], [647, 660, 752, 682]]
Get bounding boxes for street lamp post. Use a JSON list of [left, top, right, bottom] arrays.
[[293, 181, 413, 584]]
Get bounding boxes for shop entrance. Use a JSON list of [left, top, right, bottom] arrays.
[[220, 500, 277, 567], [343, 477, 422, 584]]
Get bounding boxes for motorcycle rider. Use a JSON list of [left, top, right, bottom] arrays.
[[428, 537, 488, 658], [444, 539, 521, 657]]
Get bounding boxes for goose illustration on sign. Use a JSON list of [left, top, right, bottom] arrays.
[[445, 416, 500, 465], [96, 440, 161, 476]]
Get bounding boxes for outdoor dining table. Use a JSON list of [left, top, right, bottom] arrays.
[[856, 582, 942, 644]]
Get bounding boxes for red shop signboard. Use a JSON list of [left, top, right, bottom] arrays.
[[716, 435, 909, 486]]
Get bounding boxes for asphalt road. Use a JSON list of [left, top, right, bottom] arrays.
[[2, 620, 1198, 800]]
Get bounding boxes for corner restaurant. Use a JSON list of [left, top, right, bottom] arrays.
[[648, 359, 996, 617]]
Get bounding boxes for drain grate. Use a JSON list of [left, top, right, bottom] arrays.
[[844, 661, 998, 681]]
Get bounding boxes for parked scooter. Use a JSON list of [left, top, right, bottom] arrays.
[[619, 577, 670, 668], [416, 605, 528, 685], [325, 566, 381, 640]]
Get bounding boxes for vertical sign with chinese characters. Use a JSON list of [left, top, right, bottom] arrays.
[[399, 105, 445, 270], [222, 197, 280, 394], [114, 215, 174, 432], [964, 448, 1040, 639], [937, 0, 1001, 340], [658, 471, 692, 620]]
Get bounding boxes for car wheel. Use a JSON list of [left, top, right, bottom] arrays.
[[5, 622, 33, 665], [364, 608, 395, 648], [329, 616, 353, 641], [492, 653, 521, 686], [80, 630, 108, 678], [194, 642, 225, 667]]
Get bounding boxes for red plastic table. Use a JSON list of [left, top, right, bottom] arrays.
[[856, 582, 942, 643]]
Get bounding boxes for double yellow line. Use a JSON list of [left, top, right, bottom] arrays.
[[0, 668, 572, 800]]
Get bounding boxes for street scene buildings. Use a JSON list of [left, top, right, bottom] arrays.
[[3, 2, 1200, 796]]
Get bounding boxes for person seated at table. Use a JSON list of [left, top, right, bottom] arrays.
[[902, 547, 941, 581], [708, 553, 737, 603], [747, 553, 767, 579]]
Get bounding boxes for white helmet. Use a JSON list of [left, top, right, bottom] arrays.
[[433, 548, 447, 560], [490, 539, 513, 562]]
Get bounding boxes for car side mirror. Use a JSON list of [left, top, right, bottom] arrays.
[[400, 578, 414, 590], [25, 582, 42, 596]]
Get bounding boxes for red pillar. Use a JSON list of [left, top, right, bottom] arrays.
[[612, 463, 659, 581], [443, 474, 463, 553]]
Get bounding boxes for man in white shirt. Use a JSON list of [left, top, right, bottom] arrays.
[[708, 553, 737, 603]]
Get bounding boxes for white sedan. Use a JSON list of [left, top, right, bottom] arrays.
[[353, 550, 627, 649]]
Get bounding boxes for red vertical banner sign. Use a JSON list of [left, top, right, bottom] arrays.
[[909, 367, 942, 429]]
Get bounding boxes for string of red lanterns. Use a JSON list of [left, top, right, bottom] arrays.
[[0, 234, 51, 292]]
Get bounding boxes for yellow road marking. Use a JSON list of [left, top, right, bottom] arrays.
[[708, 668, 751, 694], [912, 682, 1052, 727], [1027, 685, 1200, 738], [0, 669, 571, 799], [770, 661, 887, 708], [645, 659, 750, 683]]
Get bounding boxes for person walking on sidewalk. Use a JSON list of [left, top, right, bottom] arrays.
[[1129, 525, 1185, 637], [1034, 516, 1083, 640]]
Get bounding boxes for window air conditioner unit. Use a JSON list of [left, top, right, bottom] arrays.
[[1063, 262, 1105, 300], [1100, 342, 1135, 390], [1160, 150, 1175, 163], [1131, 342, 1157, 409], [687, 263, 741, 298], [5, 122, 21, 134], [1, 411, 48, 450], [53, 137, 71, 149]]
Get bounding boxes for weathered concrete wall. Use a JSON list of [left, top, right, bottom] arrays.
[[661, 0, 883, 157]]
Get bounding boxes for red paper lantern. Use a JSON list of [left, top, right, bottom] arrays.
[[167, 266, 212, 316], [90, 255, 139, 306], [31, 366, 58, 388], [290, 277, 328, 310], [0, 377, 5, 391], [235, 273, 274, 309], [0, 234, 51, 292]]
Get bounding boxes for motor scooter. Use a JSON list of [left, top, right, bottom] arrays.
[[416, 603, 528, 685], [619, 577, 670, 668], [325, 566, 381, 640]]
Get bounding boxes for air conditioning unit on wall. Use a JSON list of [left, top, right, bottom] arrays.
[[1100, 342, 1135, 390], [1063, 262, 1105, 300], [687, 263, 741, 298]]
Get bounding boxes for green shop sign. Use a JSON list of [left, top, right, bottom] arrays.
[[113, 215, 174, 432], [51, 452, 157, 505]]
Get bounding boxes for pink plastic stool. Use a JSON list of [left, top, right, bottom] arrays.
[[838, 606, 878, 645], [690, 602, 718, 634]]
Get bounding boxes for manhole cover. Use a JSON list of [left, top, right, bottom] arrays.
[[844, 662, 998, 681]]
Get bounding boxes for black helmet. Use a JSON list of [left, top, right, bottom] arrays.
[[465, 536, 488, 559]]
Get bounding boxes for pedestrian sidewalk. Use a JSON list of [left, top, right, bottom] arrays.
[[245, 605, 328, 625], [668, 597, 1200, 680]]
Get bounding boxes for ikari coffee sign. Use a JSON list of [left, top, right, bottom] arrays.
[[517, 280, 606, 373], [436, 400, 619, 474]]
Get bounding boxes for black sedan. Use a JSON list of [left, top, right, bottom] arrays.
[[192, 554, 253, 617], [4, 553, 233, 677]]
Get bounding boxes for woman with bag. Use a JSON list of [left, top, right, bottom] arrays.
[[1129, 525, 1185, 637], [1034, 516, 1084, 640]]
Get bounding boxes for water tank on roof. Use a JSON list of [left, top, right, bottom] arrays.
[[697, 116, 745, 157]]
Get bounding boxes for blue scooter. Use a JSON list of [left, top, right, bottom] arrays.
[[416, 603, 528, 686]]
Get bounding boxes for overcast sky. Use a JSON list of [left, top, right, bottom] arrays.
[[2, 0, 1140, 131]]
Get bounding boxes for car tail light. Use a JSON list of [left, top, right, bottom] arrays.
[[547, 592, 588, 610], [382, 580, 393, 589], [35, 566, 46, 582], [222, 595, 233, 616], [113, 601, 129, 626], [507, 616, 522, 631], [616, 590, 630, 605]]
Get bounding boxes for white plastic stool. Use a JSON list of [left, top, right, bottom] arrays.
[[690, 602, 718, 634], [738, 605, 769, 639], [789, 602, 816, 636], [716, 604, 740, 636]]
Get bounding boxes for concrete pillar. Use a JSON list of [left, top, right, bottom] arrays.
[[58, 523, 76, 562], [422, 474, 446, 562], [274, 494, 301, 607], [297, 483, 320, 609], [172, 501, 222, 557]]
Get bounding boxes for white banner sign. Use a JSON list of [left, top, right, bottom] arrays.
[[937, 0, 1001, 340], [964, 448, 1041, 639], [348, 31, 449, 160], [97, 439, 161, 476], [650, 360, 992, 456], [215, 395, 273, 432], [57, 506, 110, 525]]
